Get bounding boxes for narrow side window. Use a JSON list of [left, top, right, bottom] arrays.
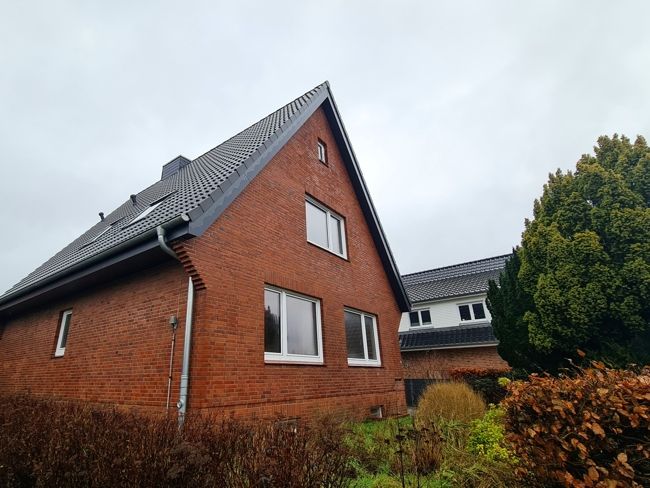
[[317, 139, 327, 164], [55, 310, 72, 357]]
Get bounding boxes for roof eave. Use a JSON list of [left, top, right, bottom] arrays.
[[400, 341, 499, 352], [0, 215, 190, 315]]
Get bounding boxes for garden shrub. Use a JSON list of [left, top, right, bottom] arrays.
[[0, 393, 350, 488], [448, 368, 519, 404], [502, 364, 650, 487], [416, 381, 486, 426], [466, 407, 514, 463]]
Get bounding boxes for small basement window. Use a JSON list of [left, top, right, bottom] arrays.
[[409, 309, 432, 327], [369, 405, 383, 419], [317, 139, 327, 163], [458, 302, 487, 322], [54, 310, 72, 357]]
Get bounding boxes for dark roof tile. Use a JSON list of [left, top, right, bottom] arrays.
[[399, 323, 497, 350], [402, 254, 510, 303]]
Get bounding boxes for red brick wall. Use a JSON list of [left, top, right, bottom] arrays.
[[0, 107, 407, 420], [0, 262, 190, 410], [177, 107, 406, 419], [402, 346, 509, 380]]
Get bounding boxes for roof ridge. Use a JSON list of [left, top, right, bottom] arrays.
[[189, 82, 328, 165], [402, 253, 511, 279]]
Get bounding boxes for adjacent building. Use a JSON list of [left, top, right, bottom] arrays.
[[398, 255, 510, 402]]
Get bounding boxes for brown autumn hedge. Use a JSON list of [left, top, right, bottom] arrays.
[[0, 393, 350, 488], [502, 364, 650, 487]]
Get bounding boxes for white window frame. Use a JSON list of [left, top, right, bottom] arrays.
[[458, 301, 487, 322], [264, 286, 323, 365], [345, 308, 381, 367], [317, 140, 327, 163], [305, 197, 347, 259], [54, 310, 72, 357], [409, 308, 432, 328]]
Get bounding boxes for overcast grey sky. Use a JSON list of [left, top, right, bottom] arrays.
[[1, 0, 649, 293]]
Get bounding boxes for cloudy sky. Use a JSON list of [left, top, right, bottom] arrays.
[[1, 0, 649, 293]]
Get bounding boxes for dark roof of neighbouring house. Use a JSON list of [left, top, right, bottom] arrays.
[[0, 82, 410, 313], [399, 323, 498, 351], [401, 254, 510, 303]]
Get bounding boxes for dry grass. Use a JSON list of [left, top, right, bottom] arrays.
[[415, 382, 486, 426]]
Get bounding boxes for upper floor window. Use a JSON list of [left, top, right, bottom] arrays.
[[409, 309, 432, 327], [317, 140, 327, 164], [345, 309, 380, 366], [54, 310, 72, 357], [305, 198, 347, 258], [264, 286, 323, 364], [458, 302, 486, 322]]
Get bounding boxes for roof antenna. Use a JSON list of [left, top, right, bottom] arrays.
[[130, 194, 137, 205], [99, 212, 105, 221]]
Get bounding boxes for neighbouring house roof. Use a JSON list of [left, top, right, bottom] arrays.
[[401, 254, 510, 303], [399, 323, 498, 351], [0, 82, 410, 314]]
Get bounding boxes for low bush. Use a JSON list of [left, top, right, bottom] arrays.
[[448, 368, 520, 404], [502, 364, 650, 487], [416, 382, 486, 426], [0, 393, 349, 487], [466, 407, 514, 464]]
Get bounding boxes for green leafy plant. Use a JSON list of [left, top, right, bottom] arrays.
[[467, 407, 514, 463]]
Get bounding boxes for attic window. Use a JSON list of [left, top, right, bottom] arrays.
[[317, 140, 327, 164], [131, 200, 164, 224], [409, 309, 432, 327], [458, 302, 486, 322]]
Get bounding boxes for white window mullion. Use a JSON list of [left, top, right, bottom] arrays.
[[360, 313, 369, 360], [281, 291, 288, 356]]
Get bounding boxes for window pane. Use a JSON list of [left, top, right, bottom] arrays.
[[286, 295, 318, 356], [364, 316, 377, 360], [264, 290, 281, 353], [59, 313, 71, 348], [459, 305, 471, 321], [329, 215, 343, 254], [420, 310, 432, 325], [345, 311, 364, 359], [306, 201, 328, 248], [472, 303, 486, 320], [409, 311, 420, 327]]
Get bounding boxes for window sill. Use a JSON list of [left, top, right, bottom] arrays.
[[264, 354, 324, 366], [306, 240, 348, 261], [265, 359, 325, 366], [348, 360, 382, 368]]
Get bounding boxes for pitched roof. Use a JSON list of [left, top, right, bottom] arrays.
[[1, 82, 410, 313], [401, 254, 510, 303], [399, 323, 498, 351]]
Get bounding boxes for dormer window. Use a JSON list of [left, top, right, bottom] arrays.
[[317, 140, 327, 164], [409, 309, 432, 327], [458, 302, 486, 322]]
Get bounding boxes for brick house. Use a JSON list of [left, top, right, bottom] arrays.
[[398, 255, 511, 405], [0, 82, 410, 420]]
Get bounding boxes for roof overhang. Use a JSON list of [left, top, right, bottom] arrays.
[[0, 216, 189, 317]]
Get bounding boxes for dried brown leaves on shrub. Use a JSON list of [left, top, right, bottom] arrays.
[[0, 394, 350, 488], [502, 364, 650, 488]]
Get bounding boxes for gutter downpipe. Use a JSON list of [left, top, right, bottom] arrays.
[[156, 220, 194, 427]]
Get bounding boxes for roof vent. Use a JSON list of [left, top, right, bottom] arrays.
[[99, 212, 105, 221], [130, 194, 137, 205], [161, 155, 191, 180]]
